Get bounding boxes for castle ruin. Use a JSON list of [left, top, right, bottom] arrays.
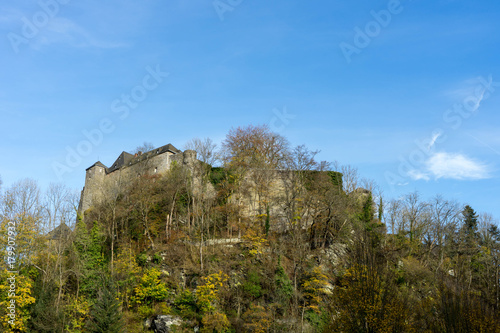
[[78, 143, 197, 215]]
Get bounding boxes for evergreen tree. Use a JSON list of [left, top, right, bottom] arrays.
[[87, 278, 124, 333], [462, 205, 479, 239], [274, 257, 293, 311], [458, 205, 481, 291], [358, 193, 375, 225], [29, 278, 65, 332], [74, 219, 106, 297]]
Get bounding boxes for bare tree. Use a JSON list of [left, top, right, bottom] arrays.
[[222, 124, 289, 171], [221, 125, 290, 232], [184, 137, 219, 166], [130, 176, 159, 250], [42, 183, 76, 308], [131, 141, 155, 154], [478, 213, 497, 242], [401, 191, 428, 243], [184, 137, 221, 271], [426, 195, 460, 270], [386, 198, 403, 235], [44, 183, 73, 232], [0, 179, 43, 270], [331, 162, 359, 194]]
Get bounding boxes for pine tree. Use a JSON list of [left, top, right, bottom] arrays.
[[87, 278, 124, 333], [462, 205, 478, 238], [274, 257, 293, 311], [460, 205, 480, 256], [458, 205, 480, 290]]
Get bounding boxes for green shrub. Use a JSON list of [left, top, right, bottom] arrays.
[[242, 270, 262, 299]]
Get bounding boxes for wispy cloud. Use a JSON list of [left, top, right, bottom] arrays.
[[428, 132, 441, 150], [444, 76, 491, 114], [409, 152, 492, 181], [33, 18, 128, 49], [408, 169, 430, 181]]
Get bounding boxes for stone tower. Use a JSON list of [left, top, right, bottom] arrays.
[[79, 161, 107, 214], [78, 144, 195, 216]]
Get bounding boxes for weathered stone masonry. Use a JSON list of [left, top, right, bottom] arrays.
[[78, 143, 197, 215]]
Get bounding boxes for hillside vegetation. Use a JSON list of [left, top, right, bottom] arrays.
[[1, 125, 499, 332]]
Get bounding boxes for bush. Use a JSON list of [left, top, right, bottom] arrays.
[[242, 270, 262, 299], [136, 253, 149, 267]]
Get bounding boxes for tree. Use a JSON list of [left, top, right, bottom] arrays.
[[222, 124, 289, 171], [28, 277, 65, 332], [274, 258, 293, 311], [458, 205, 480, 286], [86, 278, 124, 333], [242, 304, 271, 333], [184, 137, 219, 271], [129, 175, 161, 250], [386, 198, 402, 235], [222, 125, 290, 234], [73, 219, 106, 298], [462, 205, 479, 240], [331, 162, 359, 194], [185, 137, 219, 167], [131, 142, 155, 154], [402, 191, 428, 244], [0, 268, 36, 332], [131, 268, 169, 308], [41, 183, 76, 309]]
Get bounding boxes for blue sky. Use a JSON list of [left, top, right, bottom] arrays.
[[1, 0, 499, 221]]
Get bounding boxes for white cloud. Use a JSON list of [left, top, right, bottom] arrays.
[[407, 169, 430, 181], [408, 152, 492, 181], [427, 152, 491, 180]]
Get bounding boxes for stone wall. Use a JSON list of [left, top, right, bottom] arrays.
[[79, 149, 196, 215], [236, 169, 314, 232]]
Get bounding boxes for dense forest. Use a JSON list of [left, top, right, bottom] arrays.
[[1, 125, 499, 332]]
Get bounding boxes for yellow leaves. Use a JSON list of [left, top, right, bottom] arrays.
[[331, 264, 414, 332], [243, 232, 267, 256], [301, 266, 330, 313], [242, 304, 272, 333], [0, 214, 42, 270], [201, 311, 230, 333], [196, 271, 229, 314], [114, 249, 141, 276], [64, 295, 90, 333], [481, 245, 491, 256], [0, 270, 36, 332], [131, 268, 169, 307]]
